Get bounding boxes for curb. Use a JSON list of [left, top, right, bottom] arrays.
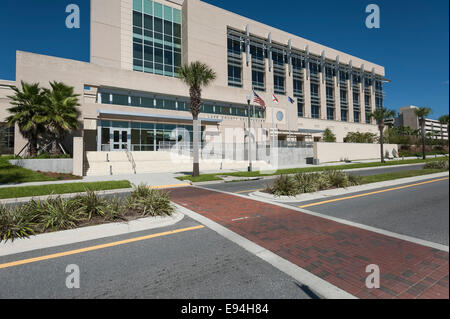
[[249, 172, 449, 203], [0, 210, 184, 257]]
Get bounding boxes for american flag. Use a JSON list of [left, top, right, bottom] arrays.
[[253, 91, 266, 109]]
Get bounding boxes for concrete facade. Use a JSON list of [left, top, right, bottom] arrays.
[[1, 0, 389, 175]]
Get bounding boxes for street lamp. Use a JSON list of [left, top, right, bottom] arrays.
[[246, 93, 253, 172]]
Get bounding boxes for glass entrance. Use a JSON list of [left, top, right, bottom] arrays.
[[112, 129, 129, 151]]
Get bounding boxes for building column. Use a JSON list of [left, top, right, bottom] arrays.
[[347, 79, 354, 122], [285, 63, 296, 132], [334, 76, 341, 121], [303, 68, 311, 118], [359, 82, 366, 124], [319, 72, 327, 120], [243, 51, 252, 91], [370, 85, 376, 124]]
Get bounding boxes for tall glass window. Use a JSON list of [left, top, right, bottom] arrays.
[[133, 0, 182, 77], [251, 44, 265, 91], [273, 49, 285, 95], [227, 35, 242, 87], [297, 101, 304, 117]]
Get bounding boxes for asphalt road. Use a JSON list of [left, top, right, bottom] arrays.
[[0, 217, 313, 299], [201, 163, 427, 195], [289, 177, 449, 246]]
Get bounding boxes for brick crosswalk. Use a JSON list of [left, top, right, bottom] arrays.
[[170, 187, 449, 299]]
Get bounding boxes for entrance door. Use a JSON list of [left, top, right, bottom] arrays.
[[112, 129, 129, 151]]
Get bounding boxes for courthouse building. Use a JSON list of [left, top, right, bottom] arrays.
[[0, 0, 388, 159]]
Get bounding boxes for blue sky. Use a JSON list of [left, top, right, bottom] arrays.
[[0, 0, 448, 119]]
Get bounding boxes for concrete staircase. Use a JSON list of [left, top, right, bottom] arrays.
[[85, 151, 272, 176]]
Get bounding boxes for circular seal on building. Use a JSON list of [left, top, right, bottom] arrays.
[[276, 111, 284, 122]]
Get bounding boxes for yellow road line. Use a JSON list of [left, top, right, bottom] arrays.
[[299, 177, 449, 209], [0, 225, 205, 270]]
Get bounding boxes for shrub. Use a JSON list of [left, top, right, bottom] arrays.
[[322, 170, 350, 188], [74, 190, 109, 220], [129, 188, 175, 217], [294, 173, 320, 194], [0, 205, 37, 242], [424, 158, 449, 170], [104, 196, 127, 221], [37, 197, 81, 231], [348, 174, 364, 186], [266, 175, 299, 197]]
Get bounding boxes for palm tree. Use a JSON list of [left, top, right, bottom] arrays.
[[369, 107, 396, 163], [438, 115, 449, 143], [178, 62, 216, 177], [7, 81, 46, 156], [41, 82, 80, 154], [414, 107, 432, 159]]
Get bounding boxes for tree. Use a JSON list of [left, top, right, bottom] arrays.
[[439, 115, 449, 143], [414, 107, 432, 159], [7, 81, 46, 156], [41, 82, 80, 154], [178, 62, 216, 177], [369, 108, 396, 163], [322, 128, 336, 142]]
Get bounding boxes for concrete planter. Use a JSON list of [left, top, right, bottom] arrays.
[[9, 158, 74, 174]]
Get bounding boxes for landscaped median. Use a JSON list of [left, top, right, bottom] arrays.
[[176, 157, 449, 183], [0, 184, 175, 243], [252, 158, 449, 202]]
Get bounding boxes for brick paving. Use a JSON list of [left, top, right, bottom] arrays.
[[170, 187, 449, 299]]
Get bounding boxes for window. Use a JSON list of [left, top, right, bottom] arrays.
[[99, 90, 265, 120], [292, 79, 302, 98], [375, 96, 383, 109], [327, 107, 335, 120], [227, 35, 242, 87], [326, 87, 334, 100], [311, 105, 320, 119], [274, 75, 285, 94], [251, 44, 265, 91], [340, 89, 347, 103], [297, 102, 304, 117], [310, 83, 319, 97], [228, 65, 242, 88], [353, 92, 360, 105], [132, 1, 181, 77], [252, 70, 265, 91], [341, 110, 348, 122], [354, 111, 360, 123]]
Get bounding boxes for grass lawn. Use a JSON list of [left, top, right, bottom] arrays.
[[0, 180, 132, 199], [360, 169, 448, 184], [0, 156, 59, 184], [177, 157, 447, 182]]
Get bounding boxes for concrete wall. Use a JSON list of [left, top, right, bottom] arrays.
[[314, 142, 399, 163], [9, 159, 74, 174]]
